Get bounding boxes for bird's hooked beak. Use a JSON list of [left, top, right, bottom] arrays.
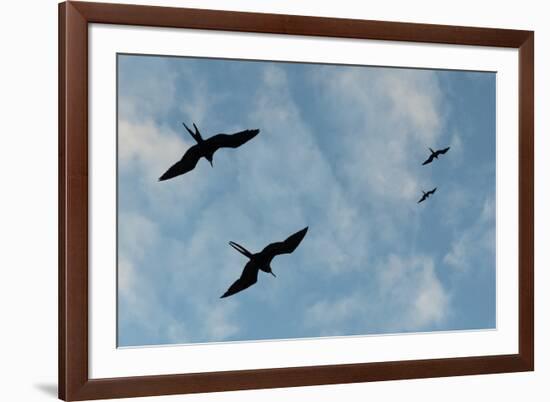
[[208, 159, 213, 167]]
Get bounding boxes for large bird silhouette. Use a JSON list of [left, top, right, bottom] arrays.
[[220, 227, 308, 298], [418, 187, 437, 203], [159, 122, 260, 181], [422, 146, 450, 165]]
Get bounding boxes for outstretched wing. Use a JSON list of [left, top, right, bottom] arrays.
[[418, 195, 426, 203], [158, 145, 202, 181], [220, 263, 259, 298], [205, 129, 260, 151], [429, 187, 437, 195], [262, 227, 308, 257], [436, 147, 450, 156], [422, 154, 435, 165]]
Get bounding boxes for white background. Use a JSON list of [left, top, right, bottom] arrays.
[[0, 0, 547, 401]]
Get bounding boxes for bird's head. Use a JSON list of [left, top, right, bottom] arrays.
[[205, 153, 214, 167], [266, 266, 276, 278]]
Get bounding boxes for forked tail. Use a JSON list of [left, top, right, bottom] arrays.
[[183, 121, 203, 143], [229, 241, 253, 258]]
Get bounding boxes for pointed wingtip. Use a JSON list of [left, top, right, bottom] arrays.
[[297, 226, 308, 236], [296, 226, 309, 240]]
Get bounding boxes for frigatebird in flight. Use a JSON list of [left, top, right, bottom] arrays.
[[220, 227, 308, 298], [422, 146, 450, 165], [159, 122, 260, 181], [418, 187, 437, 204]]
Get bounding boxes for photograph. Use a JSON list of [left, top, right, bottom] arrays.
[[0, 0, 537, 401], [116, 54, 496, 347]]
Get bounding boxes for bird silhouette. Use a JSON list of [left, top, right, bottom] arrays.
[[159, 122, 260, 181], [417, 187, 437, 203], [220, 227, 308, 298], [422, 146, 450, 165]]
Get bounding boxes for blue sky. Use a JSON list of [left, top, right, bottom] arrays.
[[117, 54, 496, 347]]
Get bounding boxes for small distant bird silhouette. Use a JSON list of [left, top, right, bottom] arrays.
[[221, 227, 308, 298], [418, 187, 437, 203], [159, 122, 260, 181], [422, 146, 450, 165]]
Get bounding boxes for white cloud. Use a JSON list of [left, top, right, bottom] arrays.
[[241, 65, 371, 274], [443, 196, 495, 272], [117, 210, 243, 344], [117, 59, 461, 344], [312, 67, 445, 205], [305, 295, 364, 336], [118, 63, 375, 344], [449, 130, 464, 164], [118, 257, 137, 307], [116, 61, 252, 343], [118, 212, 160, 295], [117, 214, 192, 344], [378, 253, 449, 329], [118, 57, 178, 121], [305, 253, 450, 334], [198, 303, 240, 341], [118, 118, 189, 180], [382, 70, 444, 138]]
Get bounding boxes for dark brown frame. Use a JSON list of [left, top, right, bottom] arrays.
[[59, 1, 534, 400]]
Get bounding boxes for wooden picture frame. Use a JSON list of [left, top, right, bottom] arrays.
[[59, 1, 534, 400]]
